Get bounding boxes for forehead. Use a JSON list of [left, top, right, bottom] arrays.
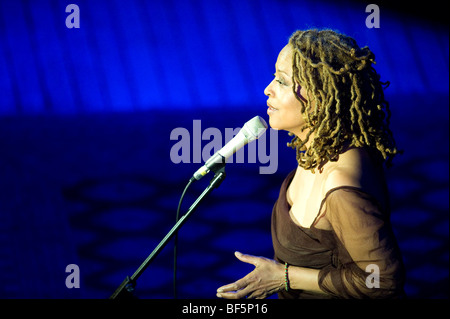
[[276, 45, 293, 72]]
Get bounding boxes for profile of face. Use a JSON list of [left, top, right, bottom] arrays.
[[264, 45, 309, 137]]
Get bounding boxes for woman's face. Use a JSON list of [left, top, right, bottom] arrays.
[[264, 45, 308, 137]]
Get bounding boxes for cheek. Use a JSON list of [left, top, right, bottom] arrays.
[[296, 86, 308, 104], [285, 95, 304, 114], [280, 97, 305, 123], [269, 96, 305, 132]]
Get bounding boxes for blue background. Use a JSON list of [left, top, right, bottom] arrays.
[[0, 0, 448, 299]]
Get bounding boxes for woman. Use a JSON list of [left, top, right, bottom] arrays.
[[216, 29, 405, 299]]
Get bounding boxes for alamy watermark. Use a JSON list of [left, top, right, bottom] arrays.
[[170, 120, 278, 175], [64, 4, 380, 30], [365, 263, 380, 288], [365, 4, 380, 28], [65, 264, 80, 289], [65, 4, 80, 29]]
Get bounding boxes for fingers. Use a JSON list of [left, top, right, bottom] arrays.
[[216, 282, 250, 299], [217, 274, 252, 299], [216, 252, 263, 299], [217, 277, 246, 294], [217, 284, 265, 299], [217, 289, 249, 299], [234, 251, 259, 266], [216, 283, 239, 293]]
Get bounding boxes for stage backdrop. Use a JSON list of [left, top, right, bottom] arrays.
[[0, 0, 448, 298]]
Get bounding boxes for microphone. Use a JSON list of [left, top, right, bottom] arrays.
[[191, 116, 268, 181]]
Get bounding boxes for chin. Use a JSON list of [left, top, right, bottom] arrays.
[[268, 118, 281, 130]]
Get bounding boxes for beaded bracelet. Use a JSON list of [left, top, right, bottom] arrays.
[[284, 262, 290, 292]]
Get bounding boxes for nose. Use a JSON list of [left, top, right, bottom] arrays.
[[264, 79, 274, 97]]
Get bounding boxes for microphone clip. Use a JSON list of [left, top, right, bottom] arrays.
[[191, 153, 227, 182], [209, 164, 226, 189]]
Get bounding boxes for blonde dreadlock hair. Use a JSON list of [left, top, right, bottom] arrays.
[[287, 29, 400, 170]]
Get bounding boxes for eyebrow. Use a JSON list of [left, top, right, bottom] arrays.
[[276, 68, 290, 77]]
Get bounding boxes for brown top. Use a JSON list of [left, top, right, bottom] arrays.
[[271, 169, 406, 299]]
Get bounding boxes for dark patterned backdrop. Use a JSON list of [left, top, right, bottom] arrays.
[[0, 0, 448, 299]]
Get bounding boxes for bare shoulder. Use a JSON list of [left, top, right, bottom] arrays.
[[322, 147, 386, 202]]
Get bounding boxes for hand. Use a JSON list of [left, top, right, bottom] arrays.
[[216, 251, 285, 299]]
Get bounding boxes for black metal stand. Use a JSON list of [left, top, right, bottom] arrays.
[[109, 167, 226, 299]]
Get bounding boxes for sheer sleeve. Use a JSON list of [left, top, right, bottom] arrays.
[[317, 187, 405, 298]]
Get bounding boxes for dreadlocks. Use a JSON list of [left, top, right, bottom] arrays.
[[287, 29, 400, 171]]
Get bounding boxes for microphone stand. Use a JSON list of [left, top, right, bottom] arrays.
[[109, 165, 226, 299]]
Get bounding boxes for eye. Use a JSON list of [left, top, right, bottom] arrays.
[[273, 73, 287, 86]]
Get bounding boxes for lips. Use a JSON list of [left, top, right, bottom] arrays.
[[267, 102, 278, 115]]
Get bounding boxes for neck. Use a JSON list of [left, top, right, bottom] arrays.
[[289, 127, 313, 150]]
